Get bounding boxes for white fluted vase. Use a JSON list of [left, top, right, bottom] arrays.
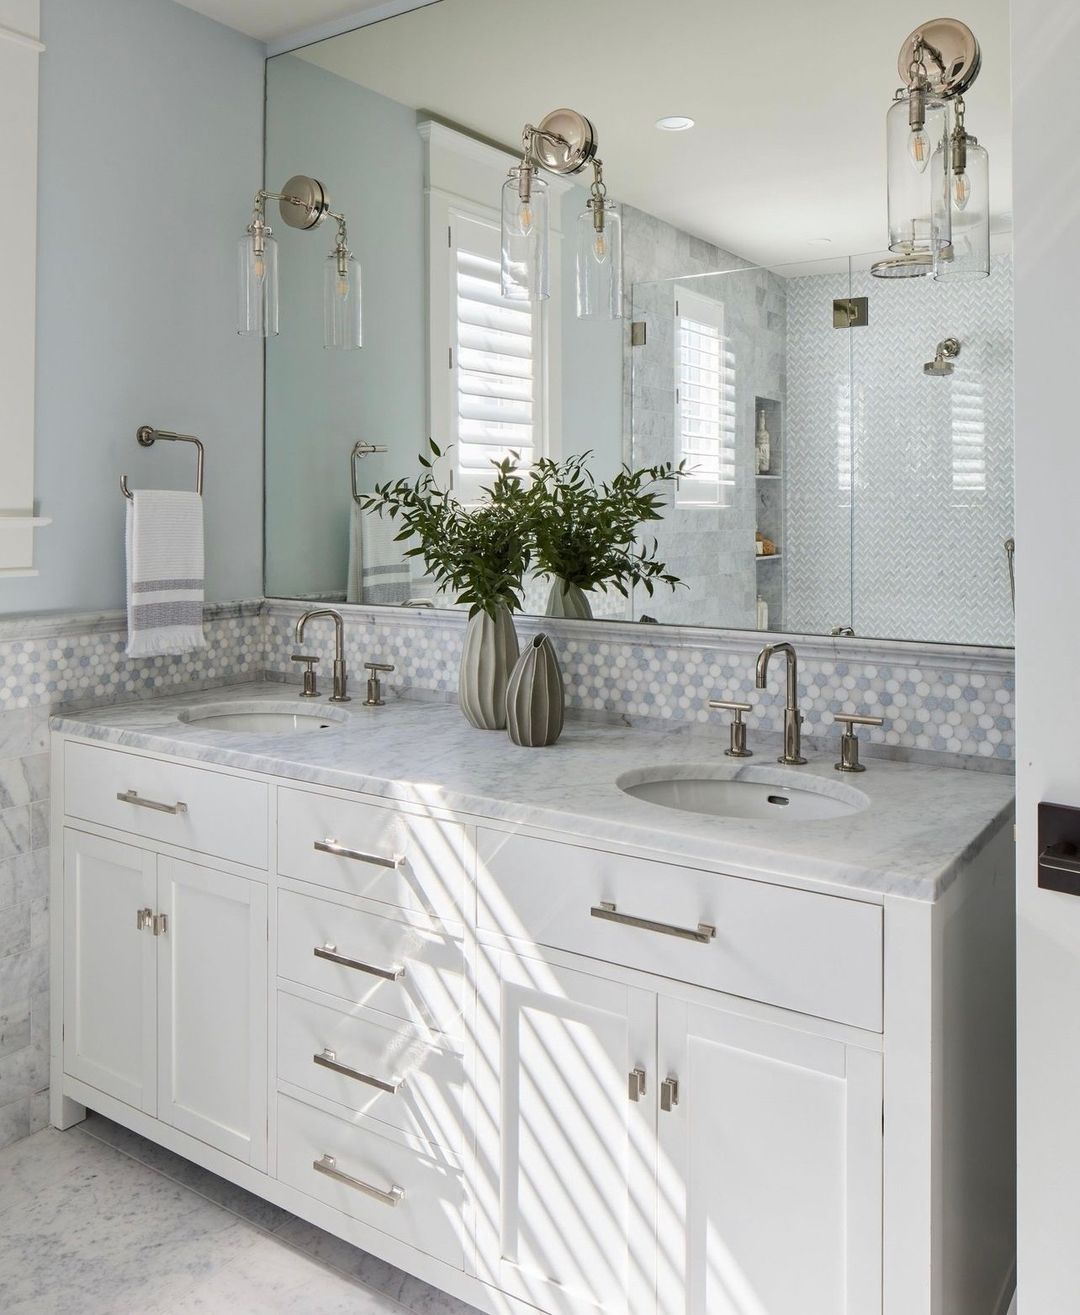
[[506, 634, 564, 747], [545, 577, 593, 620], [459, 605, 519, 731]]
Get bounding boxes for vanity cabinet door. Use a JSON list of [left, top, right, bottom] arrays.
[[656, 996, 882, 1315], [63, 830, 158, 1115], [156, 858, 268, 1169], [475, 949, 657, 1315]]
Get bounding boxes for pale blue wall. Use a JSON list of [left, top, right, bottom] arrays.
[[2, 0, 266, 614]]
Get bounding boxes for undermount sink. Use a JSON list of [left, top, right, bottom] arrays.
[[617, 765, 869, 822], [177, 703, 348, 734]]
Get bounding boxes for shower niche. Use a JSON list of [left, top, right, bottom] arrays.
[[754, 395, 784, 632]]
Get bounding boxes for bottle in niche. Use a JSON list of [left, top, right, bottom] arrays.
[[756, 596, 769, 629], [755, 408, 771, 474]]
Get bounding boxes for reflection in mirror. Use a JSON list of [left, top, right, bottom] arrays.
[[263, 0, 1013, 648]]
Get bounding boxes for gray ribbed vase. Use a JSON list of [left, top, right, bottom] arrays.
[[458, 605, 520, 731], [505, 634, 565, 747], [545, 578, 593, 620]]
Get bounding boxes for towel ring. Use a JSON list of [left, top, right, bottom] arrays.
[[121, 426, 205, 500], [350, 439, 388, 504]]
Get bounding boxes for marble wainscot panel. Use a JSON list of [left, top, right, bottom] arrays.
[[0, 602, 264, 1151], [263, 602, 1015, 766], [53, 681, 1014, 904]]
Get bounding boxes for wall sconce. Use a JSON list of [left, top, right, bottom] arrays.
[[500, 109, 622, 320], [238, 175, 362, 349], [873, 18, 988, 280]]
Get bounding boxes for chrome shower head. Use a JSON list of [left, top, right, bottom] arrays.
[[924, 337, 961, 375]]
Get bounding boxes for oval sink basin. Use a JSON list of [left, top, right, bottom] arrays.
[[617, 765, 869, 822], [177, 703, 348, 734]]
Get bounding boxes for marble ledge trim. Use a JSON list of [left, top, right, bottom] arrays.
[[263, 598, 1016, 677], [0, 599, 263, 643]]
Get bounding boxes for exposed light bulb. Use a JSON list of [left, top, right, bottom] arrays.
[[909, 128, 930, 172], [519, 202, 533, 235], [593, 231, 607, 262], [336, 268, 350, 299], [254, 252, 266, 281], [952, 171, 971, 210]]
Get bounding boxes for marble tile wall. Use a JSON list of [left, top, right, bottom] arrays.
[[0, 602, 264, 1150], [264, 602, 1015, 763], [785, 255, 1014, 645]]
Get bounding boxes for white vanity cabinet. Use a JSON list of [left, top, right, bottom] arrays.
[[51, 732, 1015, 1315]]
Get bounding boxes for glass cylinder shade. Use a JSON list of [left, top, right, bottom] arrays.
[[237, 231, 278, 337], [501, 169, 549, 301], [936, 139, 990, 280], [576, 199, 623, 319], [886, 92, 951, 257], [324, 251, 362, 350]]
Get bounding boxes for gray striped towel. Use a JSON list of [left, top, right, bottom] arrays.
[[125, 489, 207, 657]]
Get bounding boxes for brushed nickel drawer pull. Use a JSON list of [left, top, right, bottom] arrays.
[[315, 838, 404, 869], [661, 1075, 680, 1112], [313, 944, 406, 982], [312, 1153, 405, 1206], [314, 1048, 403, 1094], [136, 907, 153, 932], [117, 789, 188, 815], [591, 901, 716, 944]]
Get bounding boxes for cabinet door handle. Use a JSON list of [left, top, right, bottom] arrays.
[[312, 1154, 405, 1207], [628, 1066, 647, 1102], [136, 907, 154, 931], [152, 913, 168, 936], [313, 944, 406, 982], [661, 1076, 680, 1112], [591, 901, 716, 944], [117, 789, 188, 815], [314, 839, 404, 869], [314, 1048, 403, 1094]]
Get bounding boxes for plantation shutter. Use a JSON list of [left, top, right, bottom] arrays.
[[450, 213, 539, 498], [674, 289, 736, 507]]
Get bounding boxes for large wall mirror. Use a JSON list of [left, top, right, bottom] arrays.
[[263, 0, 1013, 648]]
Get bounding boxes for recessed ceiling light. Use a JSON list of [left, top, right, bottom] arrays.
[[655, 116, 695, 132], [808, 237, 833, 246]]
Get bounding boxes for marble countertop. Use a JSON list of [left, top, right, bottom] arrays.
[[51, 682, 1015, 903]]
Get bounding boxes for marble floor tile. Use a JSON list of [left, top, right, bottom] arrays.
[[2, 1115, 481, 1314], [80, 1112, 291, 1234]]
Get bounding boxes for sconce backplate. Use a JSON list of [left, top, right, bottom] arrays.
[[278, 174, 330, 230], [898, 18, 981, 98], [533, 109, 597, 175]]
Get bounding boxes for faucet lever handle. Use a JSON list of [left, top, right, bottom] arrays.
[[833, 711, 884, 773], [292, 653, 320, 699], [363, 662, 394, 708], [708, 699, 754, 758]]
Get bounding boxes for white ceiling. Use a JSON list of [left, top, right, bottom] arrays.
[[173, 0, 393, 42], [180, 0, 1012, 268]]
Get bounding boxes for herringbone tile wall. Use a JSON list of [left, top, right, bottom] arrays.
[[786, 255, 1013, 645]]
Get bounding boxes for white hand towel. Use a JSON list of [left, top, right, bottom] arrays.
[[346, 501, 413, 605], [126, 489, 207, 657]]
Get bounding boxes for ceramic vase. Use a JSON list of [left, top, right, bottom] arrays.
[[459, 605, 519, 731], [506, 634, 565, 747], [545, 577, 593, 620]]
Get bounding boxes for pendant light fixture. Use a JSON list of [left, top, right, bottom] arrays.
[[873, 19, 986, 280], [577, 158, 623, 319], [500, 109, 622, 319], [238, 175, 361, 349], [936, 95, 991, 280]]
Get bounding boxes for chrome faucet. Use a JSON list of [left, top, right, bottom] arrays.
[[295, 608, 350, 703], [755, 642, 807, 765]]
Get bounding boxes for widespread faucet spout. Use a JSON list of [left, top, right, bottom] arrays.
[[295, 608, 350, 703], [754, 641, 806, 766]]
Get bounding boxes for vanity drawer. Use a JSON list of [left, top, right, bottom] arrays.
[[477, 830, 883, 1032], [277, 889, 466, 1037], [64, 741, 268, 869], [277, 991, 464, 1152], [277, 787, 467, 921], [276, 1093, 465, 1269]]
